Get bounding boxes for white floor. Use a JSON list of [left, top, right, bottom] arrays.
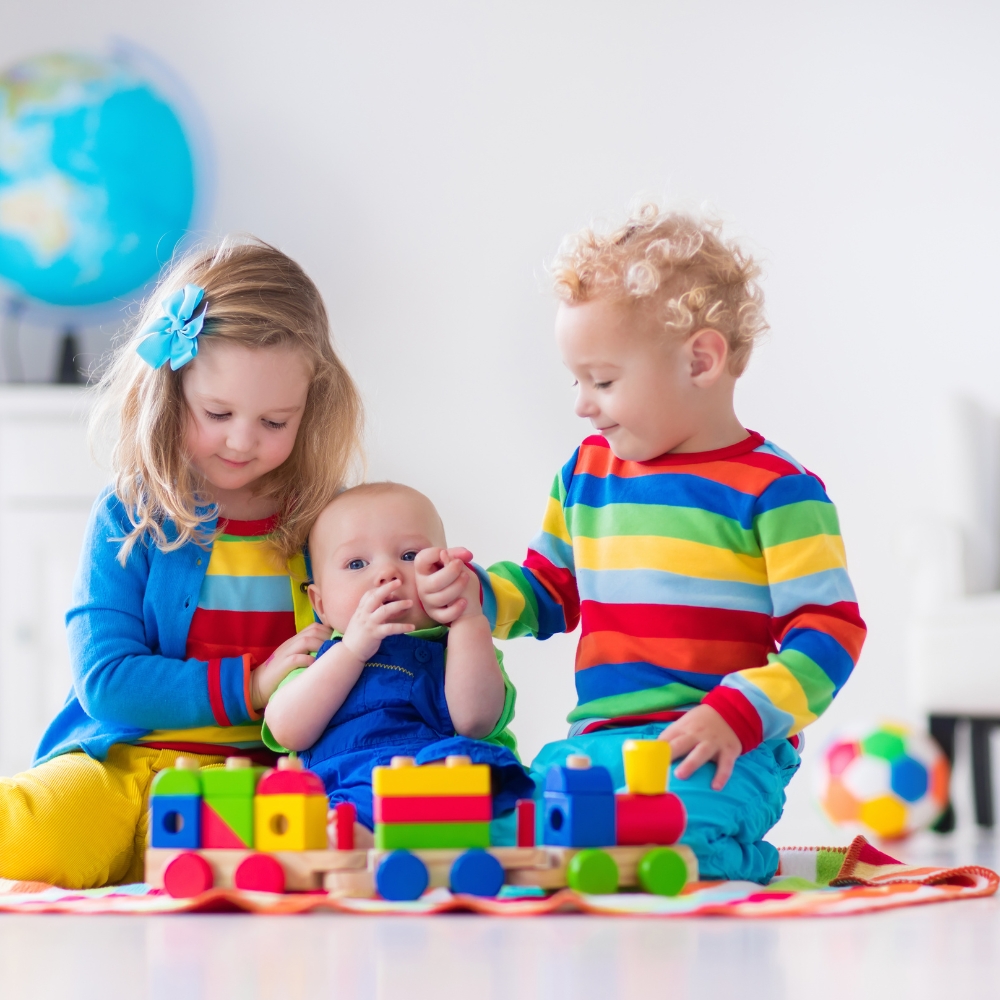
[[0, 830, 997, 1000]]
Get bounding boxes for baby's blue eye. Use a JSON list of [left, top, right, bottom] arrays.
[[347, 559, 367, 570], [401, 551, 417, 562]]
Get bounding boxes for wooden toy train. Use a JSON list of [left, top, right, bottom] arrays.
[[145, 739, 698, 900]]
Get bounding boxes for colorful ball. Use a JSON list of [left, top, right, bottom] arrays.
[[815, 722, 950, 839]]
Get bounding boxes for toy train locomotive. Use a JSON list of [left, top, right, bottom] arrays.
[[144, 739, 698, 900]]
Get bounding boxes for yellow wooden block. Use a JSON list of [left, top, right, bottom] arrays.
[[372, 761, 490, 797], [622, 739, 672, 795], [254, 793, 328, 851]]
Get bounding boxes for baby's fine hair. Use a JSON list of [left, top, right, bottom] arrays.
[[94, 235, 363, 563], [550, 204, 768, 376]]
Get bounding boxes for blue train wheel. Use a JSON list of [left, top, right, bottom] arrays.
[[449, 849, 505, 897], [375, 850, 429, 901]]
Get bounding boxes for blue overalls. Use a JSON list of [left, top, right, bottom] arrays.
[[296, 633, 532, 830]]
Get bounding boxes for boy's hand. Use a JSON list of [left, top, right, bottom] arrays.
[[414, 547, 482, 624], [340, 578, 416, 663], [250, 622, 333, 710], [658, 704, 742, 790]]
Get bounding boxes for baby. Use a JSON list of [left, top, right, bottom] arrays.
[[263, 482, 531, 844]]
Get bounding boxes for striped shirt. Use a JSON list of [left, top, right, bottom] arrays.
[[139, 515, 313, 752], [477, 432, 866, 750]]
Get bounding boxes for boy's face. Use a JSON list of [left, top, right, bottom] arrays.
[[307, 490, 444, 634], [555, 297, 725, 461]]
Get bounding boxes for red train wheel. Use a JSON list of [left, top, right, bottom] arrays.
[[234, 853, 286, 893], [162, 852, 214, 898]]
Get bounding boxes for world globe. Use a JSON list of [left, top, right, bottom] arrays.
[[0, 52, 199, 309]]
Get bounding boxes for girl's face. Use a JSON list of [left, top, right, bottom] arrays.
[[182, 340, 312, 502]]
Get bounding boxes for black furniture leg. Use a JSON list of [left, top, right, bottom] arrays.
[[929, 715, 958, 833], [971, 719, 995, 829]]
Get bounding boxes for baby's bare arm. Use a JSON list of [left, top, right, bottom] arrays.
[[428, 553, 505, 739], [444, 612, 506, 739], [264, 642, 366, 751]]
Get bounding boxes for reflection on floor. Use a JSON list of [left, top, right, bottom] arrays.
[[0, 827, 997, 1000]]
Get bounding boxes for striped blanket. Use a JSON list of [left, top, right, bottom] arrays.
[[0, 838, 992, 917]]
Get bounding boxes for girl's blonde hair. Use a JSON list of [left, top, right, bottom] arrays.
[[550, 204, 768, 375], [94, 235, 363, 563]]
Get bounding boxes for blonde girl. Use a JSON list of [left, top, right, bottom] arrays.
[[0, 237, 361, 889]]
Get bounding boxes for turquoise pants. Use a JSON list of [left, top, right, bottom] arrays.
[[492, 724, 800, 884]]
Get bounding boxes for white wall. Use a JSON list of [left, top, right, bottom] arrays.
[[4, 1, 1000, 836]]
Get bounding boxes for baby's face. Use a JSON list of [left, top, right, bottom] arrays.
[[555, 297, 704, 462], [308, 489, 444, 634]]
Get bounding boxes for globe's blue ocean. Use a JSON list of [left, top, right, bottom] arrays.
[[0, 53, 196, 308]]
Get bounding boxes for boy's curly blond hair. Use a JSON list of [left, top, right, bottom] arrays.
[[550, 204, 768, 375]]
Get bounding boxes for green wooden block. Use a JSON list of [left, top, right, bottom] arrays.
[[374, 821, 491, 850], [201, 766, 265, 798], [150, 768, 201, 797]]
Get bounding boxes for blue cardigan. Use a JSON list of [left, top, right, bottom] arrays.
[[35, 489, 258, 765]]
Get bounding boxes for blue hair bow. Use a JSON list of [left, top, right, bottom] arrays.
[[135, 284, 208, 371]]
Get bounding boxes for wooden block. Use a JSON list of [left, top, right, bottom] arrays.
[[150, 768, 201, 797], [374, 794, 492, 824], [615, 792, 686, 846], [372, 762, 490, 798], [254, 793, 327, 851], [201, 800, 252, 849], [622, 739, 671, 795], [333, 801, 356, 849], [515, 799, 535, 847], [324, 868, 375, 898], [374, 821, 490, 850], [150, 795, 201, 849]]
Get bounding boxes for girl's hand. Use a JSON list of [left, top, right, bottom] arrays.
[[340, 578, 416, 663], [414, 547, 481, 624], [250, 622, 333, 710], [658, 704, 742, 790]]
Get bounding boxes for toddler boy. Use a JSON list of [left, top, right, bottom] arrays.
[[418, 208, 866, 881]]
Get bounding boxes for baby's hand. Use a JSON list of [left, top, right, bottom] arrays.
[[250, 622, 333, 710], [341, 578, 415, 663], [658, 704, 742, 790], [414, 547, 482, 624]]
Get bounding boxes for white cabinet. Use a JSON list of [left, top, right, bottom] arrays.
[[0, 388, 108, 776]]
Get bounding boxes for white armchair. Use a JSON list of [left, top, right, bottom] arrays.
[[908, 397, 1000, 830]]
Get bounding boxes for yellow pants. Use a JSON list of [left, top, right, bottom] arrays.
[[0, 745, 226, 889]]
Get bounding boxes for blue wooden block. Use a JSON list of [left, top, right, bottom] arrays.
[[449, 849, 505, 897], [375, 850, 429, 901], [543, 789, 616, 847], [150, 794, 201, 849]]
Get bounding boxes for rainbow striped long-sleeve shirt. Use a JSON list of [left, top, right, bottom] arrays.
[[477, 432, 866, 750]]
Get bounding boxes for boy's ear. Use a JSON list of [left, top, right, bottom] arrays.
[[307, 583, 326, 623], [687, 328, 729, 385]]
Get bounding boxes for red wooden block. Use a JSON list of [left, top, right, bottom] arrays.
[[373, 794, 492, 824], [256, 768, 325, 796], [234, 853, 286, 893], [516, 799, 535, 847], [200, 801, 247, 849], [615, 792, 686, 845], [163, 851, 214, 898], [334, 801, 356, 850]]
